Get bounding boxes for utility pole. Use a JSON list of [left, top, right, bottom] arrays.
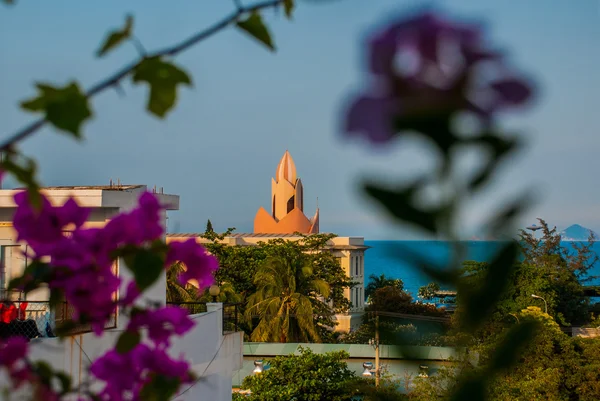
[[375, 313, 380, 387]]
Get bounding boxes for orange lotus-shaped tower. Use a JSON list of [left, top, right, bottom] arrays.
[[253, 151, 319, 234]]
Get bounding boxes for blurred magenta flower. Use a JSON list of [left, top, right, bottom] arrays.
[[166, 238, 219, 288], [344, 11, 534, 144], [90, 343, 192, 400], [0, 337, 32, 388], [127, 306, 195, 347], [11, 191, 171, 334], [13, 191, 90, 253]]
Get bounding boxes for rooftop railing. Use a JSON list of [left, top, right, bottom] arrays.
[[167, 301, 241, 334]]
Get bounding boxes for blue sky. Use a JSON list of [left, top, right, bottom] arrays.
[[1, 0, 599, 239]]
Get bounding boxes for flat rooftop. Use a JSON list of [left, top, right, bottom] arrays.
[[166, 233, 336, 238], [32, 185, 145, 191]]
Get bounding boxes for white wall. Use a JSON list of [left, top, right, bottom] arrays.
[[0, 305, 242, 401]]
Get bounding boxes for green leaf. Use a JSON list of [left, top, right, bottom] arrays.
[[132, 57, 192, 118], [48, 288, 64, 310], [125, 248, 165, 291], [139, 375, 182, 401], [8, 260, 52, 293], [116, 330, 141, 354], [21, 82, 92, 138], [1, 151, 42, 205], [236, 11, 275, 51], [55, 372, 72, 395], [96, 14, 134, 57], [363, 179, 444, 233], [283, 0, 295, 19], [33, 361, 53, 386], [459, 241, 519, 330]]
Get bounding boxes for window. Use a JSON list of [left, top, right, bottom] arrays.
[[359, 255, 363, 276], [287, 196, 295, 213], [355, 255, 359, 276]]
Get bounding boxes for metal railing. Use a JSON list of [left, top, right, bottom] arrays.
[[167, 301, 241, 333], [1, 300, 117, 340]]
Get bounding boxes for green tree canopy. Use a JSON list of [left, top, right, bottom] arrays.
[[245, 255, 331, 342], [456, 219, 597, 334], [365, 274, 405, 300], [241, 347, 357, 401]]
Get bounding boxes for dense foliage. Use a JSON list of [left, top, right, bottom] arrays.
[[455, 219, 598, 341], [240, 347, 357, 401], [181, 228, 354, 340], [409, 307, 600, 401], [365, 274, 405, 300]]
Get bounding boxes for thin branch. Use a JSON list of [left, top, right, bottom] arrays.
[[130, 35, 147, 57], [0, 0, 284, 151]]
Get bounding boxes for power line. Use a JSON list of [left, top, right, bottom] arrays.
[[172, 336, 227, 399]]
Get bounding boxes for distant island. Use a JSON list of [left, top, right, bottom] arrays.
[[560, 224, 598, 241]]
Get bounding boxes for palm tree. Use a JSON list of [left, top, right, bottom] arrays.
[[245, 255, 330, 343], [365, 274, 404, 301], [166, 262, 205, 313]]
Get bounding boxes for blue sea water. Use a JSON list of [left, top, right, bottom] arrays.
[[364, 241, 600, 297]]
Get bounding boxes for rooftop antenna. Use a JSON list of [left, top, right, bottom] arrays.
[[316, 196, 319, 209]]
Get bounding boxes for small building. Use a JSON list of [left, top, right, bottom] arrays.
[[0, 184, 242, 401]]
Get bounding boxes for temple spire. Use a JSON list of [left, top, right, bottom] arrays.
[[275, 150, 297, 184]]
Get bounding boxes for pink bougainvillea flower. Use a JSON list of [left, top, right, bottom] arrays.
[[90, 343, 192, 400], [13, 192, 65, 251], [13, 190, 168, 334], [344, 10, 534, 144], [102, 192, 164, 248], [120, 281, 141, 307], [345, 95, 398, 143], [127, 306, 195, 347], [0, 337, 29, 367], [137, 346, 192, 382], [90, 346, 144, 399], [368, 12, 482, 76], [166, 239, 219, 288], [134, 192, 164, 241], [50, 266, 121, 335], [13, 192, 90, 254], [0, 337, 32, 388]]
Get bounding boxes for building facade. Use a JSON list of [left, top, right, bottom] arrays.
[[167, 232, 367, 331], [0, 185, 242, 401]]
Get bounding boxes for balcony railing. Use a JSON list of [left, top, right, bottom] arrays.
[[167, 302, 241, 334], [0, 299, 117, 341]]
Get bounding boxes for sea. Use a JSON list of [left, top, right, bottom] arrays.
[[364, 241, 600, 298]]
